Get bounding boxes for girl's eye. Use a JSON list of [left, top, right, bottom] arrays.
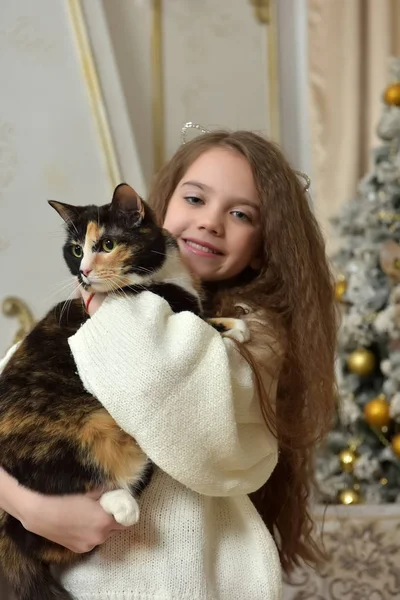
[[231, 210, 251, 222], [72, 245, 83, 258], [102, 239, 117, 253], [185, 196, 203, 205]]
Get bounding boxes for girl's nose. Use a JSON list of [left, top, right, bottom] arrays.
[[198, 211, 224, 236]]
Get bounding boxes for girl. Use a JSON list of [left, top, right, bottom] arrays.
[[0, 130, 337, 599]]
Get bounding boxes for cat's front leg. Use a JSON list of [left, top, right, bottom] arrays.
[[208, 318, 250, 343], [99, 489, 140, 526]]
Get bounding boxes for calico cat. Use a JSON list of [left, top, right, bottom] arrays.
[[0, 183, 247, 600]]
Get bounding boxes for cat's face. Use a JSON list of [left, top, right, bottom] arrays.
[[49, 184, 169, 292]]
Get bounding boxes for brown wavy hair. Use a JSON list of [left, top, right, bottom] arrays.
[[148, 131, 338, 574]]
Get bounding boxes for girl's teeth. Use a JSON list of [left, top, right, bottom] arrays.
[[186, 241, 218, 254]]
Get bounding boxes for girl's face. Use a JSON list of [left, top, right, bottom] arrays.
[[163, 148, 262, 281]]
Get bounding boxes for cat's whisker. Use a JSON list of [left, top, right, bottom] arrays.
[[116, 286, 134, 306], [48, 285, 77, 304], [151, 250, 168, 257], [58, 297, 72, 325], [48, 278, 74, 293], [48, 277, 77, 296], [108, 277, 130, 299], [107, 276, 138, 304], [118, 284, 132, 302], [57, 281, 81, 324], [65, 298, 74, 324], [128, 266, 154, 275], [103, 281, 116, 294]]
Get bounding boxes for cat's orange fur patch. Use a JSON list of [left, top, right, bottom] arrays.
[[86, 221, 103, 244], [81, 409, 147, 487], [83, 221, 103, 259], [0, 414, 21, 436], [107, 244, 134, 269]]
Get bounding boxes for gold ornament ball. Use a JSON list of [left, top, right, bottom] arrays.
[[391, 433, 400, 457], [364, 395, 390, 428], [339, 448, 357, 473], [347, 348, 376, 376], [335, 278, 347, 302], [384, 82, 400, 106], [338, 488, 361, 505]]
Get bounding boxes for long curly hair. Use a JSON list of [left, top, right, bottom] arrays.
[[148, 131, 338, 574]]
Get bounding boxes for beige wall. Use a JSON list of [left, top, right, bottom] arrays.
[[101, 0, 277, 186], [162, 0, 269, 159], [101, 0, 154, 183]]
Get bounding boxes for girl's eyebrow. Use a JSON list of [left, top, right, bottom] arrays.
[[181, 180, 259, 209], [181, 180, 212, 192]]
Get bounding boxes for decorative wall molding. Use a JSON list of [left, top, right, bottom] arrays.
[[67, 0, 121, 189], [2, 297, 35, 346], [249, 0, 280, 142], [151, 0, 164, 171], [249, 0, 271, 24]]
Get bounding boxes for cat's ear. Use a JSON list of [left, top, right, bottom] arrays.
[[48, 200, 83, 224], [112, 183, 145, 221]]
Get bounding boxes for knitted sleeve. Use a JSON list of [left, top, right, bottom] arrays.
[[68, 292, 279, 497]]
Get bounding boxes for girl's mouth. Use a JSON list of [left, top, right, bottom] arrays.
[[182, 239, 223, 257]]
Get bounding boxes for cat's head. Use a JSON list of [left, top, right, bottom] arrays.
[[49, 183, 174, 292]]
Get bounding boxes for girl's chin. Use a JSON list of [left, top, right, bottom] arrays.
[[186, 262, 226, 282]]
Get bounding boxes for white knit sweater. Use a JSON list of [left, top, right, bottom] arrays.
[[1, 292, 283, 599]]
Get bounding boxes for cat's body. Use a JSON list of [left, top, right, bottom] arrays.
[[0, 184, 245, 600]]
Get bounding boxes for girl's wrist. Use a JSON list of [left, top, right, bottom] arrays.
[[19, 490, 49, 534], [0, 468, 32, 522]]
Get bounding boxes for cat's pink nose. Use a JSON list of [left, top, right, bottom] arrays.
[[80, 268, 92, 277]]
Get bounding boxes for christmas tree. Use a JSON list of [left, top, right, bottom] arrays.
[[316, 58, 400, 505]]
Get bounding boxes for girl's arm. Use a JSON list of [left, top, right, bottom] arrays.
[[0, 468, 122, 553], [69, 292, 281, 497]]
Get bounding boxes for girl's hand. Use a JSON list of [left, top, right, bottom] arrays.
[[0, 468, 124, 553], [80, 288, 107, 317], [23, 489, 125, 553]]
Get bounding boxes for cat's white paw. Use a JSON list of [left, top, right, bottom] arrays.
[[99, 489, 140, 526], [222, 319, 250, 343]]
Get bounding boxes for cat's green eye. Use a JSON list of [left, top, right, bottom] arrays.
[[72, 245, 83, 258], [102, 239, 117, 253]]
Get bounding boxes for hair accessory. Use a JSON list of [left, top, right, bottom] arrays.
[[180, 121, 311, 192], [181, 122, 210, 144], [296, 171, 311, 192]]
